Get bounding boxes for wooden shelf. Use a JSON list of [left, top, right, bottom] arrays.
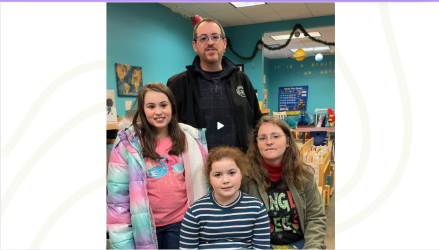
[[318, 153, 331, 188], [107, 118, 123, 144], [292, 125, 335, 132], [261, 109, 270, 116], [294, 137, 314, 157], [291, 126, 334, 144], [107, 123, 118, 130], [329, 167, 335, 196], [107, 118, 123, 130], [295, 137, 334, 206], [293, 126, 335, 207]]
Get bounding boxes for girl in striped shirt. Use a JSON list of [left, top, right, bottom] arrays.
[[180, 146, 271, 249]]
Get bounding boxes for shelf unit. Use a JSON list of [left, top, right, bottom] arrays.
[[261, 109, 270, 116], [291, 126, 335, 144], [107, 118, 123, 144], [295, 138, 334, 204]]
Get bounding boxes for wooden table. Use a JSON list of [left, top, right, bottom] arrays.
[[107, 123, 118, 130]]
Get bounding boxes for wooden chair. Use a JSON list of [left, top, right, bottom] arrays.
[[272, 111, 287, 119]]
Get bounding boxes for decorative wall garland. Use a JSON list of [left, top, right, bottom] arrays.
[[227, 23, 335, 61], [166, 4, 335, 62]]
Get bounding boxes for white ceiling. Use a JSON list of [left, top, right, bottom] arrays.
[[263, 27, 335, 59], [160, 2, 335, 60]]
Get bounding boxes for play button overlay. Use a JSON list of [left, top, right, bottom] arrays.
[[217, 122, 224, 130], [209, 116, 232, 137]]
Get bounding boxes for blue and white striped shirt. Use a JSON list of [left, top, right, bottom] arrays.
[[179, 191, 271, 249]]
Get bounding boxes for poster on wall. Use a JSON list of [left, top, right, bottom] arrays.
[[278, 86, 308, 115], [107, 90, 117, 124], [263, 89, 268, 109], [116, 63, 143, 97]]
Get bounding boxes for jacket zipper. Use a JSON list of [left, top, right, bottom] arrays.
[[225, 70, 242, 146], [189, 77, 205, 127]]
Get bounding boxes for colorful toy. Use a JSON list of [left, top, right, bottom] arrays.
[[327, 108, 335, 127], [282, 116, 297, 129], [297, 101, 308, 125]]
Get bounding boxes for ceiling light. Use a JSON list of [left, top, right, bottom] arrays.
[[291, 48, 313, 52], [313, 46, 331, 51], [271, 32, 321, 41], [290, 46, 330, 53], [230, 2, 266, 8]]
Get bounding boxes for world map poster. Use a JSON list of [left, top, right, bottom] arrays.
[[115, 63, 143, 97]]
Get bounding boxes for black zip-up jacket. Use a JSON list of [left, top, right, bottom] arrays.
[[167, 56, 262, 152]]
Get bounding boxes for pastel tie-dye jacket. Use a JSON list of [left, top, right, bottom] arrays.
[[107, 123, 208, 249]]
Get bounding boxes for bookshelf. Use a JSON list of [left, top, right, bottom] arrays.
[[107, 118, 123, 144], [295, 138, 334, 204]]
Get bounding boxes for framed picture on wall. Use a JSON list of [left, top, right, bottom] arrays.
[[106, 90, 117, 124], [236, 64, 244, 72], [116, 63, 143, 97]]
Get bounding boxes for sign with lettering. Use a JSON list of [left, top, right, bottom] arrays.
[[278, 86, 308, 113]]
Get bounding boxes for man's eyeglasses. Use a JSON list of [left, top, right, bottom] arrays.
[[194, 34, 224, 43], [256, 133, 287, 143]]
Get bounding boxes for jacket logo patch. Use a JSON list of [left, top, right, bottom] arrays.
[[236, 86, 246, 97]]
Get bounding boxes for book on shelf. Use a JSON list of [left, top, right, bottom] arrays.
[[324, 185, 330, 205]]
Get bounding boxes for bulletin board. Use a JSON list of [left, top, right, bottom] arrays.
[[278, 86, 308, 114]]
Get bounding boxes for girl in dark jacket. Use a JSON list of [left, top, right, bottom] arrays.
[[242, 116, 326, 249]]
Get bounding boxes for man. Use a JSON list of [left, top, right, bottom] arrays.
[[167, 18, 262, 152]]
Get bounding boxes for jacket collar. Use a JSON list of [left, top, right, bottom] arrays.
[[186, 55, 238, 78], [117, 124, 144, 168]]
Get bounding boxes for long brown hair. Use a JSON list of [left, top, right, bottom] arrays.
[[246, 116, 314, 191], [132, 82, 186, 160], [204, 146, 249, 189]]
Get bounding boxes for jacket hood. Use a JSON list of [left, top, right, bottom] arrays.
[[118, 118, 133, 131]]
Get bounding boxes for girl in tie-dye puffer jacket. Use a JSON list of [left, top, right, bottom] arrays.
[[107, 83, 208, 249]]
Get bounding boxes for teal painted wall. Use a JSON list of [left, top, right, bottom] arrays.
[[265, 55, 335, 114], [107, 4, 335, 117], [262, 55, 270, 102], [223, 15, 335, 103], [107, 3, 195, 117]]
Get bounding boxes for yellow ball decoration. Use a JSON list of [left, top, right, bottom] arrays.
[[293, 48, 306, 61]]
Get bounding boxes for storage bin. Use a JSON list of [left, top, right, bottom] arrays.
[[310, 131, 327, 146]]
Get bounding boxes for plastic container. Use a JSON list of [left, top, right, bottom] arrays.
[[310, 131, 327, 146]]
